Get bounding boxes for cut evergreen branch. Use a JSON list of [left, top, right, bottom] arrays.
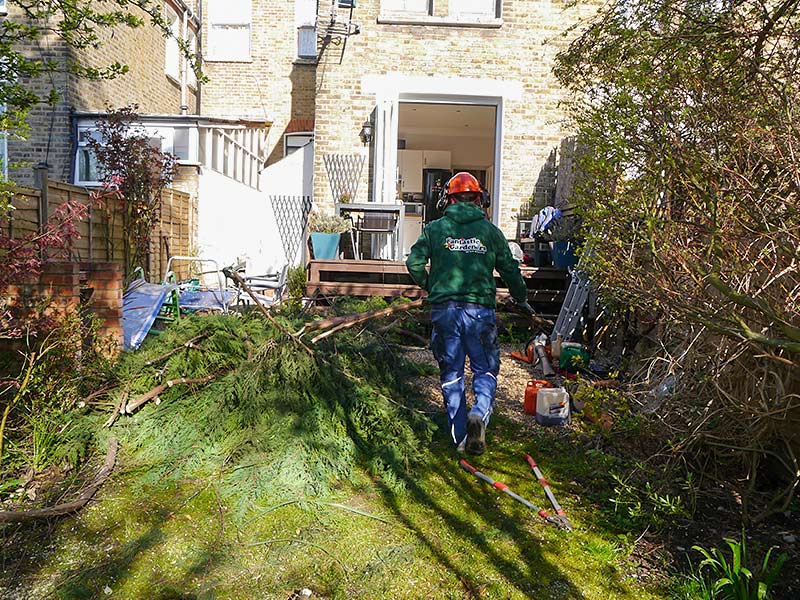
[[123, 373, 220, 414], [104, 313, 434, 509], [0, 438, 117, 523], [223, 266, 314, 356], [303, 298, 423, 335], [143, 334, 208, 366]]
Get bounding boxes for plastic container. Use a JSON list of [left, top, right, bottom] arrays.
[[559, 343, 590, 373], [550, 241, 578, 270], [536, 387, 570, 426], [524, 379, 551, 415], [551, 334, 563, 360], [310, 232, 341, 260]]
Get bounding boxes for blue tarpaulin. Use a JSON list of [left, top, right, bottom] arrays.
[[178, 290, 237, 312], [122, 279, 178, 351]]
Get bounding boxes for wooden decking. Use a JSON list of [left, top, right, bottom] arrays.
[[306, 259, 569, 314]]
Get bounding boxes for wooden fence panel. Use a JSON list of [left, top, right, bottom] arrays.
[[149, 188, 194, 281], [7, 180, 195, 282]]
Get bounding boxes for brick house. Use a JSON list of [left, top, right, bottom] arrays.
[[4, 0, 291, 273], [5, 0, 590, 271], [309, 0, 593, 243]]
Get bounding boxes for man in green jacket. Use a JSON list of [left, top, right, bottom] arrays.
[[406, 172, 533, 454]]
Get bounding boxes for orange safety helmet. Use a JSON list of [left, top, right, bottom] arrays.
[[446, 172, 482, 197], [437, 172, 490, 212]]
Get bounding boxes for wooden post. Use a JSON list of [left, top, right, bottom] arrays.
[[33, 163, 49, 231], [88, 203, 94, 259]]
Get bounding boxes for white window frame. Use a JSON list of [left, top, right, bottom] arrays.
[[295, 0, 317, 60], [206, 0, 252, 62], [74, 123, 181, 186], [451, 0, 498, 19], [380, 0, 430, 15], [379, 0, 502, 24], [284, 132, 314, 157], [165, 6, 180, 80], [297, 26, 317, 59]]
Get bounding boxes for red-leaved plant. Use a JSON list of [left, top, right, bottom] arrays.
[[87, 106, 176, 277]]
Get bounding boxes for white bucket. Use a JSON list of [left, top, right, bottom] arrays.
[[536, 387, 570, 426]]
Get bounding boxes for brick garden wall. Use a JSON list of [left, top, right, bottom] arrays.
[[312, 0, 596, 237], [80, 262, 124, 350], [3, 261, 124, 354]]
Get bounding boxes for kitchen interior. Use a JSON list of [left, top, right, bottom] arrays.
[[396, 102, 497, 256]]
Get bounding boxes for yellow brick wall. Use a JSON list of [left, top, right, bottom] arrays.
[[199, 0, 317, 165], [70, 3, 198, 115], [312, 0, 596, 237], [7, 2, 198, 186]]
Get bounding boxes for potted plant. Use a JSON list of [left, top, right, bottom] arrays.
[[308, 212, 351, 260], [543, 215, 581, 269]]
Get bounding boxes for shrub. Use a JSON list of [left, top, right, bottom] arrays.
[[691, 533, 787, 600]]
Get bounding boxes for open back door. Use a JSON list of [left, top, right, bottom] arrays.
[[372, 96, 399, 204]]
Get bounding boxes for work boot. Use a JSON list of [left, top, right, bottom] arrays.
[[456, 437, 467, 453], [466, 414, 486, 455]]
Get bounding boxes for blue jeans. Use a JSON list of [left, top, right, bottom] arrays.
[[430, 302, 500, 447]]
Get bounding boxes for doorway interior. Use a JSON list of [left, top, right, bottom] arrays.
[[394, 101, 497, 254]]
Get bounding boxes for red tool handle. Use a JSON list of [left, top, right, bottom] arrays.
[[524, 454, 537, 469], [459, 459, 477, 474]]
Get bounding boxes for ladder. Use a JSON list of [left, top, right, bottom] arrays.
[[550, 270, 591, 343]]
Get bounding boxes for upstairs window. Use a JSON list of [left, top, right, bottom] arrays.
[[452, 0, 497, 18], [207, 0, 251, 62], [296, 0, 317, 59], [297, 26, 317, 59], [380, 0, 501, 21], [165, 6, 180, 80], [381, 0, 430, 14]]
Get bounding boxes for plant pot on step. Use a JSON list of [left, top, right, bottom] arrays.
[[550, 241, 578, 270], [311, 232, 341, 260]]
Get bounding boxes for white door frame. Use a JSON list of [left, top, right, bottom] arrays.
[[363, 74, 522, 226], [371, 91, 504, 227]]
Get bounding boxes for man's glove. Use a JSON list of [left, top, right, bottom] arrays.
[[515, 300, 536, 316]]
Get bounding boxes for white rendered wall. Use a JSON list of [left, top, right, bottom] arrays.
[[196, 141, 313, 273]]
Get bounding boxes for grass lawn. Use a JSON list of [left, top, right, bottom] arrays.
[[4, 416, 666, 599], [1, 315, 671, 599]]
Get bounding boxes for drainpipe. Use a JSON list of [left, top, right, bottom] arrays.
[[180, 9, 189, 115], [195, 0, 202, 115]]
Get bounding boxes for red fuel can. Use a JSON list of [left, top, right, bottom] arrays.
[[524, 379, 551, 415]]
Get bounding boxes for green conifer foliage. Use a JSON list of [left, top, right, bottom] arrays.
[[108, 313, 434, 517]]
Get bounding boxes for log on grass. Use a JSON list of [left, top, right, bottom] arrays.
[[124, 374, 218, 414], [0, 439, 118, 524], [307, 299, 424, 336]]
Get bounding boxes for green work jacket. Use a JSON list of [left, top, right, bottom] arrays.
[[405, 202, 527, 308]]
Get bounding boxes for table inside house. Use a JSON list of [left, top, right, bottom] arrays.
[[335, 202, 406, 261]]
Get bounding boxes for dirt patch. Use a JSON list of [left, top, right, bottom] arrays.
[[400, 342, 555, 431]]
